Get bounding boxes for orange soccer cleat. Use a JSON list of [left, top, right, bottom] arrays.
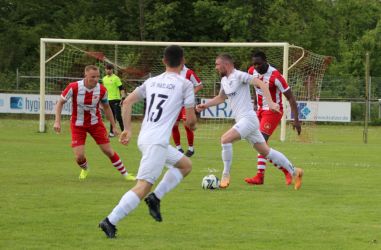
[[293, 168, 304, 190], [219, 174, 230, 188]]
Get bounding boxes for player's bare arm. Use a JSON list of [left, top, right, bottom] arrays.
[[102, 102, 120, 136], [283, 89, 301, 135], [120, 90, 140, 145], [252, 78, 280, 113], [253, 91, 258, 111], [194, 84, 203, 94], [53, 98, 65, 133], [185, 107, 197, 131], [196, 92, 226, 112], [119, 88, 127, 105]]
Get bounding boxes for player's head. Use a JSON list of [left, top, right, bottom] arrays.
[[84, 65, 100, 88], [163, 45, 184, 69], [215, 54, 234, 77], [252, 51, 269, 74], [105, 63, 114, 75]]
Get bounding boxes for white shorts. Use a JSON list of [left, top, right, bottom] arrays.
[[137, 144, 184, 184], [233, 116, 265, 145]]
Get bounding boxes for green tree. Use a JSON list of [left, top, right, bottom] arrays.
[[62, 16, 119, 40]]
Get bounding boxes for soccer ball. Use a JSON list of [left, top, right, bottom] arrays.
[[201, 174, 220, 189]]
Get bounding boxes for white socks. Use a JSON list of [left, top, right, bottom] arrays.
[[108, 190, 140, 225], [222, 143, 233, 175], [154, 167, 183, 200], [266, 148, 295, 176], [107, 168, 185, 225]]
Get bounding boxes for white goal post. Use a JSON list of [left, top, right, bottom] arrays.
[[40, 38, 328, 141]]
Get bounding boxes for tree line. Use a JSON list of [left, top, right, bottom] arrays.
[[1, 0, 381, 97]]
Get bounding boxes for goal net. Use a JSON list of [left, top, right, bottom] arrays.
[[40, 39, 331, 142]]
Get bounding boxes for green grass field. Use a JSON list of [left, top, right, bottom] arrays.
[[0, 118, 380, 250]]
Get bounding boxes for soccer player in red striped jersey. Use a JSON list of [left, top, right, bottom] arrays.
[[244, 51, 301, 186], [171, 65, 203, 157], [53, 65, 135, 181]]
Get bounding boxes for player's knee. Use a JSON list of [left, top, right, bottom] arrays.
[[177, 157, 192, 176], [101, 146, 114, 157], [221, 135, 231, 144], [184, 162, 192, 176], [105, 150, 114, 158], [255, 144, 270, 157], [183, 158, 192, 175], [131, 180, 152, 199]]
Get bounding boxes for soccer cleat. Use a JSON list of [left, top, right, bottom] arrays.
[[244, 174, 264, 185], [293, 168, 304, 190], [99, 217, 117, 238], [124, 173, 136, 181], [178, 148, 184, 153], [109, 132, 115, 138], [185, 149, 194, 157], [219, 174, 230, 188], [79, 169, 89, 180], [144, 193, 162, 222]]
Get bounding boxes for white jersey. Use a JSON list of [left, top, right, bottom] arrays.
[[220, 69, 256, 121], [136, 72, 195, 145]]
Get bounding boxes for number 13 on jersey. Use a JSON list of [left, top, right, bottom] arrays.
[[146, 93, 169, 122]]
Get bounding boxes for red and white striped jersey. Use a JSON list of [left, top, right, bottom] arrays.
[[248, 65, 289, 111], [61, 80, 108, 127], [180, 65, 202, 87]]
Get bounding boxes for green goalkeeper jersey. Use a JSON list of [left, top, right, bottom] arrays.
[[102, 74, 123, 101]]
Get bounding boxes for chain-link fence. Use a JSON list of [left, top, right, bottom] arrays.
[[321, 76, 381, 122]]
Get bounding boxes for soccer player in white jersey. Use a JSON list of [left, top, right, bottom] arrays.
[[99, 45, 197, 238], [54, 65, 135, 181], [196, 54, 303, 190]]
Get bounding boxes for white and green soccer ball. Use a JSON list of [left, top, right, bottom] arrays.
[[201, 174, 220, 189]]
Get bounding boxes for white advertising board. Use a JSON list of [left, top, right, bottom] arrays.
[[0, 94, 351, 122], [199, 98, 351, 122], [284, 101, 351, 122], [0, 93, 72, 115]]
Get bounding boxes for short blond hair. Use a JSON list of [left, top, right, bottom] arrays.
[[85, 65, 99, 72]]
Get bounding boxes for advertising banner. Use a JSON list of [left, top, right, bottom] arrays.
[[0, 93, 72, 115], [199, 98, 351, 122]]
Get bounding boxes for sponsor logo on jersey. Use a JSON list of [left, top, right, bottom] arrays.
[[264, 122, 272, 131]]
